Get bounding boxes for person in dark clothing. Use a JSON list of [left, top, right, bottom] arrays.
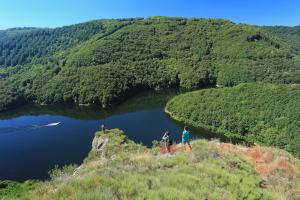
[[101, 124, 106, 133], [162, 131, 172, 153]]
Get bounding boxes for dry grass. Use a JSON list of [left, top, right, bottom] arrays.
[[3, 130, 299, 200]]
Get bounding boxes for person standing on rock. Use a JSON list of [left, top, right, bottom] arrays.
[[101, 124, 106, 133], [182, 126, 192, 151]]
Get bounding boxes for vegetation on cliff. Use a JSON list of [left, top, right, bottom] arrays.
[[0, 17, 300, 111], [1, 129, 299, 200], [165, 83, 300, 157]]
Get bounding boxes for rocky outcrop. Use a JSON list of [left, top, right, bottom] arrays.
[[86, 128, 131, 162], [92, 136, 109, 153]]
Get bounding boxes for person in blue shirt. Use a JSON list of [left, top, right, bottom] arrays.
[[182, 126, 192, 151]]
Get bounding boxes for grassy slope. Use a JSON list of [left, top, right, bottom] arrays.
[[1, 17, 300, 111], [165, 83, 300, 157], [2, 129, 299, 200]]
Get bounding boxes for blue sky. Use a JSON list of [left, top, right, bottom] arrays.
[[1, 0, 300, 29]]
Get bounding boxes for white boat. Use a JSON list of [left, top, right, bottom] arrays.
[[45, 122, 61, 127]]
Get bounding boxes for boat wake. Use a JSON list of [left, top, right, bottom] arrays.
[[0, 122, 61, 134]]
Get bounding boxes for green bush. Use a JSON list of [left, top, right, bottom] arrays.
[[0, 180, 37, 199]]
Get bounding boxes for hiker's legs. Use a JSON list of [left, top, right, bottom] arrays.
[[188, 142, 192, 150], [182, 142, 187, 151], [167, 145, 171, 153], [164, 143, 168, 152], [168, 141, 173, 152]]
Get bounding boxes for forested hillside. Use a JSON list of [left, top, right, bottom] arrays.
[[0, 28, 40, 39], [262, 25, 300, 51], [0, 17, 300, 111], [165, 83, 300, 157]]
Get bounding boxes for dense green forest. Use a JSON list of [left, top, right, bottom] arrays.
[[0, 17, 300, 111], [0, 28, 39, 39], [262, 25, 300, 51], [165, 83, 300, 157]]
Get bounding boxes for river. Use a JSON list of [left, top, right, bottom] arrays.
[[0, 90, 226, 181]]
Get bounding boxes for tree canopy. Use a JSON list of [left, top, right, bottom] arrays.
[[0, 17, 299, 111], [166, 83, 300, 157]]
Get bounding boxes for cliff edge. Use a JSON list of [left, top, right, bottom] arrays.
[[1, 129, 299, 200]]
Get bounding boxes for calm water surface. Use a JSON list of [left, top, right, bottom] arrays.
[[0, 91, 226, 181]]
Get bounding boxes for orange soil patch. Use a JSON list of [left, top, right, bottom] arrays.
[[212, 141, 296, 178], [159, 140, 296, 180], [159, 143, 192, 154], [159, 145, 177, 154], [277, 157, 293, 170]]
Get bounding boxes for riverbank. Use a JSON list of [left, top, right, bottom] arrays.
[[2, 129, 299, 199], [165, 83, 300, 157], [0, 89, 224, 182]]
